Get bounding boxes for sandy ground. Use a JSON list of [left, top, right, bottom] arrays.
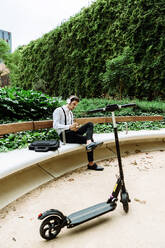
[[0, 150, 165, 248]]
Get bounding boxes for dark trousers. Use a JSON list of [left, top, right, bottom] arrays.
[[60, 122, 94, 162]]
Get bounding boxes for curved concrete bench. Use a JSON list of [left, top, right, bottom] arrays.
[[0, 129, 165, 209]]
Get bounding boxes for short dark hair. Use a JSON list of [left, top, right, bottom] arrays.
[[69, 95, 80, 103]]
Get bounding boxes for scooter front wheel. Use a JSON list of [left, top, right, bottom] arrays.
[[40, 215, 62, 240], [121, 192, 130, 213], [123, 201, 129, 213]]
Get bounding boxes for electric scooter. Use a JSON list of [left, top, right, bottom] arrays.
[[38, 103, 136, 240]]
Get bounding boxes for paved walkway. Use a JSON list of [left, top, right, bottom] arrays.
[[0, 150, 164, 248]]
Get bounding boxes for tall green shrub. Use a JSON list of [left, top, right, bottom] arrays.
[[13, 0, 165, 100], [102, 47, 136, 98]]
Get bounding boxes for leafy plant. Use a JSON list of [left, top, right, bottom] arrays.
[[94, 121, 165, 134], [0, 87, 61, 123], [73, 97, 165, 118]]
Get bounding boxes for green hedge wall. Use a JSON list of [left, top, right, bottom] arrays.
[[14, 0, 165, 100]]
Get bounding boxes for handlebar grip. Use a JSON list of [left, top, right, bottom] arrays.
[[120, 103, 136, 108], [87, 108, 105, 113]]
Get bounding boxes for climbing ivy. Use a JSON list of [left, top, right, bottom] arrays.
[[12, 0, 165, 100]]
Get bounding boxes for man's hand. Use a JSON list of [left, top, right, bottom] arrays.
[[69, 122, 79, 131]]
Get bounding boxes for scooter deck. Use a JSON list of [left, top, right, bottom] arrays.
[[67, 202, 116, 228]]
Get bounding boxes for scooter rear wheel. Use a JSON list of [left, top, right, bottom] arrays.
[[40, 215, 62, 240]]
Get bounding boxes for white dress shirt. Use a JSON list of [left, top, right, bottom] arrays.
[[53, 105, 73, 135]]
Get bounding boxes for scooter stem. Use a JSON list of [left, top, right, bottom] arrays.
[[112, 112, 126, 191]]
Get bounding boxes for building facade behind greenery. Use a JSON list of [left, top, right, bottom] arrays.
[[0, 29, 12, 52], [0, 30, 12, 86]]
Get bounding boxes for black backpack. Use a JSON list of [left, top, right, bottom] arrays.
[[29, 139, 60, 152]]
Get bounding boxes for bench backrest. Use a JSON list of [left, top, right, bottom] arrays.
[[0, 115, 163, 136]]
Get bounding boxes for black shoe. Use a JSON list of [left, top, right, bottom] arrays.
[[86, 141, 103, 152], [87, 163, 104, 171]]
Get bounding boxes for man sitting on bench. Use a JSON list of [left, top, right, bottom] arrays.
[[53, 95, 104, 171]]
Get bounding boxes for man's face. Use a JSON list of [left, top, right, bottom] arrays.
[[68, 100, 79, 110]]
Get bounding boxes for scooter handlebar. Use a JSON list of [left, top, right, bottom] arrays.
[[87, 103, 136, 113]]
